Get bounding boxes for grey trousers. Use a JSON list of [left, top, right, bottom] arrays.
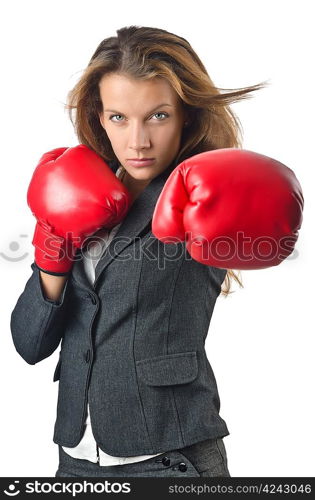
[[55, 437, 231, 478]]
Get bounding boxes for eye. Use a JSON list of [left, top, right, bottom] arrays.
[[109, 114, 124, 122], [152, 112, 169, 120]]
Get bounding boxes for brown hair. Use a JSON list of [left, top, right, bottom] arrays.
[[66, 25, 269, 296]]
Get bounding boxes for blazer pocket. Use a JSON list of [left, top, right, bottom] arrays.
[[53, 353, 62, 382], [136, 351, 198, 386]]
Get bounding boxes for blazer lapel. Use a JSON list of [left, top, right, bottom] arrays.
[[71, 162, 174, 291]]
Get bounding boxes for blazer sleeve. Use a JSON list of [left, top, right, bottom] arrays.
[[207, 265, 227, 295], [10, 262, 71, 365]]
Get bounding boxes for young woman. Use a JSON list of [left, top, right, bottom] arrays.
[[10, 26, 303, 478]]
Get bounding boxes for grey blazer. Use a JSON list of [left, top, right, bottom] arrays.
[[10, 160, 229, 457]]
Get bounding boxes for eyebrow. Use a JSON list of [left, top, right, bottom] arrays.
[[103, 103, 173, 113]]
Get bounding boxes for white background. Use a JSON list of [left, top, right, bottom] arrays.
[[1, 0, 314, 477]]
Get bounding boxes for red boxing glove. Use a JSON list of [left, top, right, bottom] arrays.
[[152, 148, 304, 270], [27, 145, 132, 275]]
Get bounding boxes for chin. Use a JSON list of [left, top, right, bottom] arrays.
[[129, 168, 157, 180]]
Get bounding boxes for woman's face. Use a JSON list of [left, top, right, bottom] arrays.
[[98, 73, 186, 183]]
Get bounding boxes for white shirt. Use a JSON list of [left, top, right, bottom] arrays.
[[62, 166, 164, 466]]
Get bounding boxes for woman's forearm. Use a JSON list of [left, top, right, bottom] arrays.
[[39, 270, 68, 302]]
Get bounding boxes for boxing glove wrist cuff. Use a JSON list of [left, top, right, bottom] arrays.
[[33, 261, 71, 277], [32, 222, 76, 274]]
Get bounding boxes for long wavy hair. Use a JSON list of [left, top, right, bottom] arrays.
[[65, 25, 269, 296]]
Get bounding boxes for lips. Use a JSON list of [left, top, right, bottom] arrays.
[[126, 158, 155, 167], [127, 158, 155, 161]]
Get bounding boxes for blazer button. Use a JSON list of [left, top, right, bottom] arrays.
[[178, 462, 187, 472], [89, 293, 97, 305], [162, 456, 171, 466], [85, 349, 91, 363]]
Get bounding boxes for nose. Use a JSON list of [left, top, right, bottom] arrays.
[[128, 122, 151, 151]]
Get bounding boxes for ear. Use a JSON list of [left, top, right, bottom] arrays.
[[182, 109, 190, 128]]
